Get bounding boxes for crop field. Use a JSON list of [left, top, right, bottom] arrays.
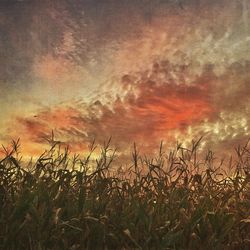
[[0, 139, 249, 250]]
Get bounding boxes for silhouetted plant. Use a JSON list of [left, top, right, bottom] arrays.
[[0, 138, 249, 249]]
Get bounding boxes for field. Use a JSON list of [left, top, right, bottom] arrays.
[[0, 138, 249, 250]]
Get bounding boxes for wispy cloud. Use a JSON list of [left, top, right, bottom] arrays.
[[0, 0, 249, 158]]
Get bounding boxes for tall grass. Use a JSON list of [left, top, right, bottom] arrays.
[[0, 138, 249, 249]]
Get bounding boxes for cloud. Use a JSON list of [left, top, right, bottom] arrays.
[[7, 54, 250, 158], [1, 0, 249, 159], [6, 60, 216, 155]]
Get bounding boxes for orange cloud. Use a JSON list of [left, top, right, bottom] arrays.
[[8, 60, 214, 157], [3, 60, 249, 160]]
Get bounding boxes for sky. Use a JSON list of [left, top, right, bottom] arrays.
[[0, 0, 249, 159]]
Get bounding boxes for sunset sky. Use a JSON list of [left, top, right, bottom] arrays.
[[0, 0, 249, 158]]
